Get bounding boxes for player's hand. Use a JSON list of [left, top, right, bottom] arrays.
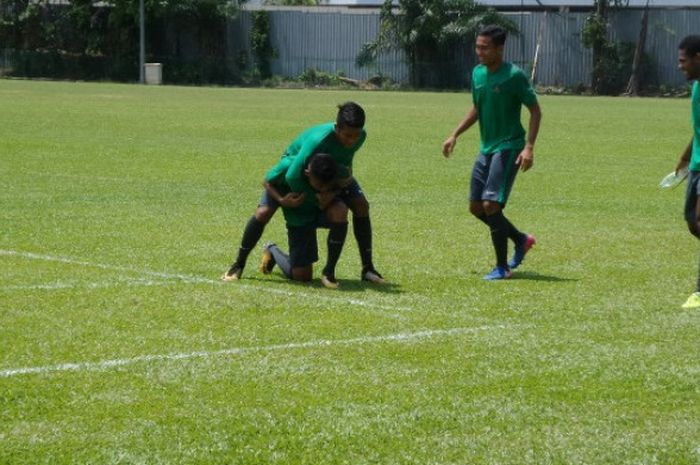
[[442, 136, 456, 158], [516, 146, 534, 172], [280, 192, 305, 208], [676, 157, 690, 175]]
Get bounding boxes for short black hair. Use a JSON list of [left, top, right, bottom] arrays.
[[307, 153, 337, 185], [336, 102, 365, 129], [478, 25, 507, 46], [679, 35, 700, 57]]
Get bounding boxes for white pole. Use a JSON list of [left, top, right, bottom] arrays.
[[139, 0, 145, 83]]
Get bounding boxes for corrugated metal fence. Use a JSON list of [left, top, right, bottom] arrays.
[[232, 6, 700, 88]]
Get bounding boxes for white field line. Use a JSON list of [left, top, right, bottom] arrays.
[[0, 249, 414, 313], [0, 279, 173, 291], [0, 325, 512, 378]]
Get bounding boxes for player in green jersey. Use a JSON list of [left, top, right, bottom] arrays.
[[442, 25, 542, 280], [673, 35, 700, 308], [223, 102, 385, 284], [257, 152, 348, 288]]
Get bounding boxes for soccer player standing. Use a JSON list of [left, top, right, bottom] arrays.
[[442, 25, 542, 280], [674, 35, 700, 308]]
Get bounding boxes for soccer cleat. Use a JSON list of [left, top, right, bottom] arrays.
[[321, 274, 340, 289], [483, 266, 512, 281], [221, 262, 243, 281], [362, 267, 387, 284], [260, 243, 276, 274], [681, 292, 700, 309], [509, 234, 536, 270]]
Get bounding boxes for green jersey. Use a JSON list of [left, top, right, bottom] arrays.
[[284, 122, 366, 192], [690, 81, 700, 172], [471, 62, 538, 155], [264, 157, 320, 227]]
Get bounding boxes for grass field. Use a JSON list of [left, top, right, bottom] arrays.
[[1, 79, 699, 464]]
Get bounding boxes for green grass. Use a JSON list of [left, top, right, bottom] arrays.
[[1, 79, 699, 465]]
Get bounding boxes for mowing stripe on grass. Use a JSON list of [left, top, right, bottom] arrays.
[[0, 325, 515, 378], [0, 249, 414, 313]]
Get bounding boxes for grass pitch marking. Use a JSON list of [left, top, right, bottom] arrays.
[[0, 325, 514, 378], [0, 249, 414, 314]]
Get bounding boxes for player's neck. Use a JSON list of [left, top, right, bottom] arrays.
[[486, 59, 504, 74]]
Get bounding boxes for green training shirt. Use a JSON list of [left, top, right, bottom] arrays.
[[471, 62, 538, 155], [284, 122, 366, 193], [691, 81, 700, 172], [264, 156, 321, 227]]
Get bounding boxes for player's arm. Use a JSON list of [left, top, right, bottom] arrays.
[[516, 102, 542, 172], [286, 138, 321, 193], [442, 106, 478, 158], [676, 138, 693, 173], [263, 180, 305, 208]]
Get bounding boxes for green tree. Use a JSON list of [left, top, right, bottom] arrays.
[[357, 0, 516, 88], [581, 0, 629, 94], [0, 0, 241, 81]]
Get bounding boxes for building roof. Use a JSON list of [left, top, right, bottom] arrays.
[[318, 0, 699, 8]]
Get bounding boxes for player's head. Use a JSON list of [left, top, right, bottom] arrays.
[[679, 35, 700, 81], [476, 25, 506, 67], [304, 153, 338, 192], [334, 102, 364, 148]]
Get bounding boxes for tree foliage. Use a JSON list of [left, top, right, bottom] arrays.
[[357, 0, 517, 88], [581, 0, 632, 94], [0, 0, 241, 82]]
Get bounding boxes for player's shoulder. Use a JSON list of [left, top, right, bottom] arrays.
[[504, 62, 526, 78], [472, 64, 487, 77]]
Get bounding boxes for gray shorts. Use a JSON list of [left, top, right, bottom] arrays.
[[469, 150, 520, 206], [684, 170, 700, 223]]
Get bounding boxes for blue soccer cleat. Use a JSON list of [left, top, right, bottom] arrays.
[[483, 266, 512, 281], [509, 234, 536, 270]]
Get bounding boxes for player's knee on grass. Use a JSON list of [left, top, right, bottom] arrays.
[[326, 201, 349, 223], [255, 205, 277, 224], [291, 266, 313, 282]]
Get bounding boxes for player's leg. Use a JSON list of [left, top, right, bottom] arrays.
[[481, 150, 522, 280], [320, 200, 349, 289], [223, 191, 278, 281], [340, 179, 386, 283], [264, 224, 317, 282], [682, 172, 700, 308], [470, 152, 534, 266]]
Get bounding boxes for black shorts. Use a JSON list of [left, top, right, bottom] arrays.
[[287, 224, 320, 268], [469, 150, 519, 206], [684, 170, 700, 223]]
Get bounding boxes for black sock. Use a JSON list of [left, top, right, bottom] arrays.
[[486, 211, 509, 268], [502, 215, 524, 243], [353, 216, 373, 269], [478, 213, 522, 243], [323, 222, 348, 277], [268, 244, 292, 279], [235, 216, 266, 267]]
